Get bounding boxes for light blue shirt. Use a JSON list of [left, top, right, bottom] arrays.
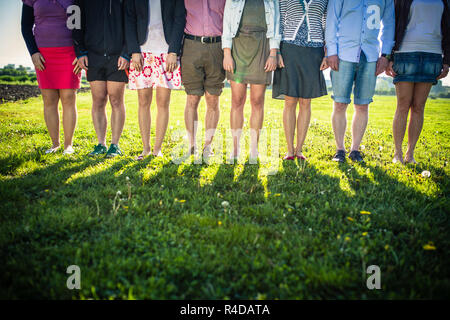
[[325, 0, 395, 63]]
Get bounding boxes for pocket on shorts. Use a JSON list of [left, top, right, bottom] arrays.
[[393, 58, 419, 76], [423, 60, 443, 78]]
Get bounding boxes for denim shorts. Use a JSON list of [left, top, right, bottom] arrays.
[[331, 52, 377, 105], [393, 52, 443, 85]]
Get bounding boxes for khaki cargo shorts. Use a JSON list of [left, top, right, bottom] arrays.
[[181, 38, 225, 96]]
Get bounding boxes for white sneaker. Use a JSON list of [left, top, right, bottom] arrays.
[[45, 146, 60, 154], [63, 146, 74, 155]]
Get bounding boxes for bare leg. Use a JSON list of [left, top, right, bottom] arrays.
[[249, 84, 266, 158], [230, 81, 247, 157], [154, 87, 171, 155], [283, 96, 298, 156], [107, 81, 126, 145], [350, 104, 369, 151], [59, 89, 77, 150], [90, 81, 108, 146], [41, 89, 61, 149], [332, 102, 348, 151], [184, 94, 201, 153], [405, 82, 432, 163], [204, 91, 220, 150], [295, 98, 311, 156], [393, 82, 414, 163], [137, 88, 153, 156]]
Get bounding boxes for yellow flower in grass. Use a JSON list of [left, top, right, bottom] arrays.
[[218, 221, 222, 226], [344, 236, 351, 242], [362, 232, 368, 237], [347, 217, 354, 222], [360, 211, 371, 215], [423, 242, 436, 250], [178, 199, 186, 203], [384, 245, 389, 250]]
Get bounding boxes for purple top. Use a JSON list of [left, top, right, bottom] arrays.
[[22, 0, 74, 48]]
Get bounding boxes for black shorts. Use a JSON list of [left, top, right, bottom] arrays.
[[86, 53, 129, 83]]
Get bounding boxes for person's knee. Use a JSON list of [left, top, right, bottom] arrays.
[[354, 104, 369, 114], [333, 102, 348, 113], [411, 101, 425, 115], [397, 96, 412, 113], [186, 95, 201, 110], [298, 99, 311, 110], [109, 94, 124, 109]]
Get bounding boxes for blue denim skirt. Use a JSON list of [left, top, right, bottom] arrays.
[[393, 52, 443, 85]]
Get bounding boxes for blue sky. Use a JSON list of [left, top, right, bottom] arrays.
[[1, 0, 449, 85]]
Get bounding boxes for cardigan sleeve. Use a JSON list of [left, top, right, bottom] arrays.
[[21, 3, 39, 56]]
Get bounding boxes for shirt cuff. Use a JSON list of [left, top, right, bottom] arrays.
[[222, 37, 233, 50], [269, 39, 280, 50], [326, 44, 338, 57]]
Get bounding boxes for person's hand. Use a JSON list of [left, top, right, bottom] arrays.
[[32, 52, 45, 71], [264, 49, 278, 72], [320, 57, 329, 71], [223, 50, 234, 74], [437, 64, 449, 80], [131, 53, 143, 72], [118, 56, 129, 71], [166, 53, 178, 73], [76, 56, 88, 73], [385, 61, 397, 78], [278, 53, 285, 69], [72, 57, 82, 74], [328, 55, 339, 71], [376, 56, 389, 76]]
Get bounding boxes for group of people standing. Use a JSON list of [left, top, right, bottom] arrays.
[[21, 0, 449, 164]]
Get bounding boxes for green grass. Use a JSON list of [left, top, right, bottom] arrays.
[[0, 89, 449, 299]]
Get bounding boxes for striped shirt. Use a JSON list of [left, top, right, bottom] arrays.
[[280, 0, 328, 46]]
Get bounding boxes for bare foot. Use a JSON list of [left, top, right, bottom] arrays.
[[392, 153, 404, 164], [404, 157, 417, 164]]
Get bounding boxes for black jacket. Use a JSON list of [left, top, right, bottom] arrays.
[[124, 0, 186, 55], [73, 0, 129, 59], [392, 0, 450, 65]]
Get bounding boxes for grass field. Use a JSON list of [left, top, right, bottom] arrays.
[[0, 89, 449, 299]]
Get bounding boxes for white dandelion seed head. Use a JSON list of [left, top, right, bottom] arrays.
[[221, 201, 230, 208], [379, 146, 383, 151], [360, 145, 365, 150], [421, 170, 431, 178], [116, 190, 122, 195], [126, 176, 130, 181]]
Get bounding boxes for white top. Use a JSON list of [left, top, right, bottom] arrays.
[[140, 0, 169, 54], [398, 0, 444, 55]]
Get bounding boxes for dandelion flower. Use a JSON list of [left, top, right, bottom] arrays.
[[218, 221, 222, 226], [221, 201, 230, 208], [360, 210, 371, 215], [362, 232, 368, 236], [274, 193, 281, 197], [360, 145, 365, 150], [347, 217, 354, 222], [384, 245, 389, 250], [125, 176, 130, 182], [116, 190, 122, 196], [179, 199, 186, 203], [421, 170, 431, 178], [345, 236, 351, 242], [423, 242, 436, 250]]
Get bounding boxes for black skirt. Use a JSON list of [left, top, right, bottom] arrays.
[[273, 43, 327, 99]]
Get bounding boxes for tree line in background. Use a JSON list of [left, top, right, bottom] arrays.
[[0, 64, 449, 98]]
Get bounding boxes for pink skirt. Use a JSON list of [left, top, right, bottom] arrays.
[[128, 52, 182, 90], [36, 46, 82, 90]]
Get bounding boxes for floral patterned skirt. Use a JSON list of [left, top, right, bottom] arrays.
[[128, 52, 182, 90]]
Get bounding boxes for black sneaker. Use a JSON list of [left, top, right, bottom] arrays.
[[349, 150, 364, 162], [332, 150, 346, 162]]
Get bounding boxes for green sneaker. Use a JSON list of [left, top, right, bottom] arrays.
[[88, 144, 107, 156], [106, 144, 123, 158]]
